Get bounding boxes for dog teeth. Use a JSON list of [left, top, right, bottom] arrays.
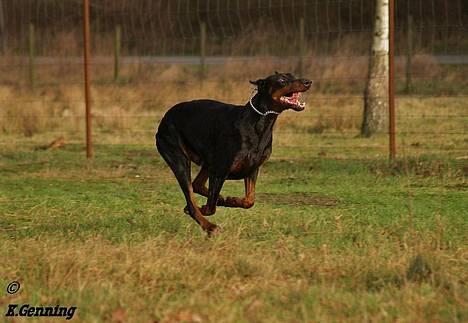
[[280, 96, 306, 109]]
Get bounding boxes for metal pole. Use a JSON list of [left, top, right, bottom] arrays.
[[298, 17, 305, 77], [114, 25, 121, 82], [0, 0, 6, 54], [388, 0, 396, 160], [28, 23, 35, 90], [200, 22, 206, 80], [83, 0, 93, 158], [405, 15, 413, 94]]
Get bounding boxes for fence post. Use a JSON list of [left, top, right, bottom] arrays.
[[389, 0, 396, 160], [114, 25, 121, 82], [83, 0, 93, 159], [28, 23, 35, 90], [0, 0, 5, 54], [298, 17, 305, 77], [405, 15, 413, 94], [200, 22, 206, 80]]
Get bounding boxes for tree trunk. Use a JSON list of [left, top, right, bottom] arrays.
[[361, 0, 389, 137]]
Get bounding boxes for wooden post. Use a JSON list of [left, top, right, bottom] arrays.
[[114, 25, 121, 82], [28, 23, 35, 90], [83, 0, 93, 159], [405, 15, 413, 94], [200, 22, 206, 80], [298, 17, 305, 77], [389, 0, 396, 160]]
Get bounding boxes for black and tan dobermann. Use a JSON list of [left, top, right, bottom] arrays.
[[156, 72, 312, 234]]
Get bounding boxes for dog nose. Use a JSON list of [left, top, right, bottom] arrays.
[[302, 79, 312, 87]]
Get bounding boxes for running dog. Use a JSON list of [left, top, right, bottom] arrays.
[[156, 72, 312, 234]]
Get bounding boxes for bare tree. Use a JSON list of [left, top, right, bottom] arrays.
[[361, 0, 389, 137]]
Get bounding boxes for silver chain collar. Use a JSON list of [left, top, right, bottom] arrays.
[[248, 89, 280, 116]]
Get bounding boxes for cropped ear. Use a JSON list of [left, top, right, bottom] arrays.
[[275, 71, 279, 74], [249, 79, 266, 89]]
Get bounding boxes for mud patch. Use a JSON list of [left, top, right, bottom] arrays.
[[257, 192, 339, 207]]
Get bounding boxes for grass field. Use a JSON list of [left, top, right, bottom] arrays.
[[0, 58, 467, 321], [1, 128, 467, 322]]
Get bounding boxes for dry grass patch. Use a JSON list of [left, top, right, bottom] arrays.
[[1, 234, 466, 322]]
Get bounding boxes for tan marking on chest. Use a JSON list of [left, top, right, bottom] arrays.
[[229, 159, 250, 174]]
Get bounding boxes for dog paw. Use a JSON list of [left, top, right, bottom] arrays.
[[184, 205, 216, 216], [216, 195, 226, 206], [205, 223, 221, 237], [200, 205, 216, 216]]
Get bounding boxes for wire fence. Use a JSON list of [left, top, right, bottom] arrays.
[[0, 0, 467, 159]]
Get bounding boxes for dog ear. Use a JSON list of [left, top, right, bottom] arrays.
[[275, 71, 279, 75], [249, 79, 265, 88]]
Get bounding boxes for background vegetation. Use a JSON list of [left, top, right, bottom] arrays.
[[2, 0, 467, 56], [1, 133, 467, 322], [0, 1, 467, 322]]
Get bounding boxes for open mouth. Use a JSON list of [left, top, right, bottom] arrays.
[[279, 91, 306, 110]]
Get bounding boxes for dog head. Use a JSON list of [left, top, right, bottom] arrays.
[[250, 72, 312, 112]]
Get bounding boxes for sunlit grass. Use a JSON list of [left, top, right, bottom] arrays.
[[0, 142, 466, 322], [0, 56, 467, 321]]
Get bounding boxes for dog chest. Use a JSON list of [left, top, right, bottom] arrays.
[[228, 148, 270, 179]]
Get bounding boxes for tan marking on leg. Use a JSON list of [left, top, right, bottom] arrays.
[[221, 170, 257, 209], [187, 186, 218, 232]]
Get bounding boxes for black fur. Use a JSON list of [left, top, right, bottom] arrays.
[[156, 73, 312, 234]]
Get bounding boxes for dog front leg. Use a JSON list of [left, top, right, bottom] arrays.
[[192, 165, 226, 204], [201, 176, 226, 216], [220, 169, 258, 209]]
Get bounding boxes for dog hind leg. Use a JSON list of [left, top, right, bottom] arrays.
[[184, 166, 225, 215], [192, 165, 209, 196], [157, 134, 219, 234]]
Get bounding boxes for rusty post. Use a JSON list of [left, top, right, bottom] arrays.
[[28, 23, 35, 90], [298, 17, 305, 77], [200, 22, 206, 80], [388, 0, 396, 160], [405, 15, 413, 94], [114, 25, 121, 82], [0, 0, 5, 54], [83, 0, 93, 158]]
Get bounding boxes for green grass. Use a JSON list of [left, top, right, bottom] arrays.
[[0, 141, 466, 322]]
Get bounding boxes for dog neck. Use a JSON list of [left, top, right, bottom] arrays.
[[244, 93, 279, 134], [247, 92, 280, 117]]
